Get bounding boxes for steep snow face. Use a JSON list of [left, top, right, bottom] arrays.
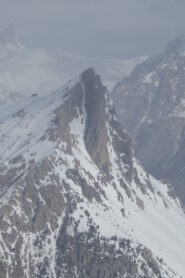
[[0, 30, 147, 105], [0, 69, 185, 277], [113, 35, 185, 204]]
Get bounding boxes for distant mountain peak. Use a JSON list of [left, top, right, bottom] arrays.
[[165, 34, 185, 57], [0, 24, 25, 51]]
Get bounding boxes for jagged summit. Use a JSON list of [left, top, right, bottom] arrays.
[[81, 67, 96, 79], [81, 67, 107, 97], [81, 68, 112, 171], [0, 69, 185, 277], [165, 34, 185, 57]]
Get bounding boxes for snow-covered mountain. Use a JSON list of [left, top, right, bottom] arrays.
[[0, 68, 185, 277], [0, 25, 147, 105], [113, 34, 185, 204]]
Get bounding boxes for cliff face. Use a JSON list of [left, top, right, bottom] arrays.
[[0, 69, 185, 277], [113, 35, 185, 204]]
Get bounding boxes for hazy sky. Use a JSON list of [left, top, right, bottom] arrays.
[[0, 0, 185, 59]]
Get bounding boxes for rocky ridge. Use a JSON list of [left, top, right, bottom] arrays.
[[113, 35, 185, 204]]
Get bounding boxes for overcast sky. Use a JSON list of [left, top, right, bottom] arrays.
[[0, 0, 185, 59]]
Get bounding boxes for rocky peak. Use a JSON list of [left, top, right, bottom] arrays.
[[165, 34, 185, 58], [52, 68, 126, 174], [0, 69, 185, 277], [81, 68, 111, 172]]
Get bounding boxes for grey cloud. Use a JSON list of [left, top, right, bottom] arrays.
[[0, 0, 185, 59]]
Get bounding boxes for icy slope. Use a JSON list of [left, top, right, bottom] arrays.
[[0, 69, 185, 277]]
